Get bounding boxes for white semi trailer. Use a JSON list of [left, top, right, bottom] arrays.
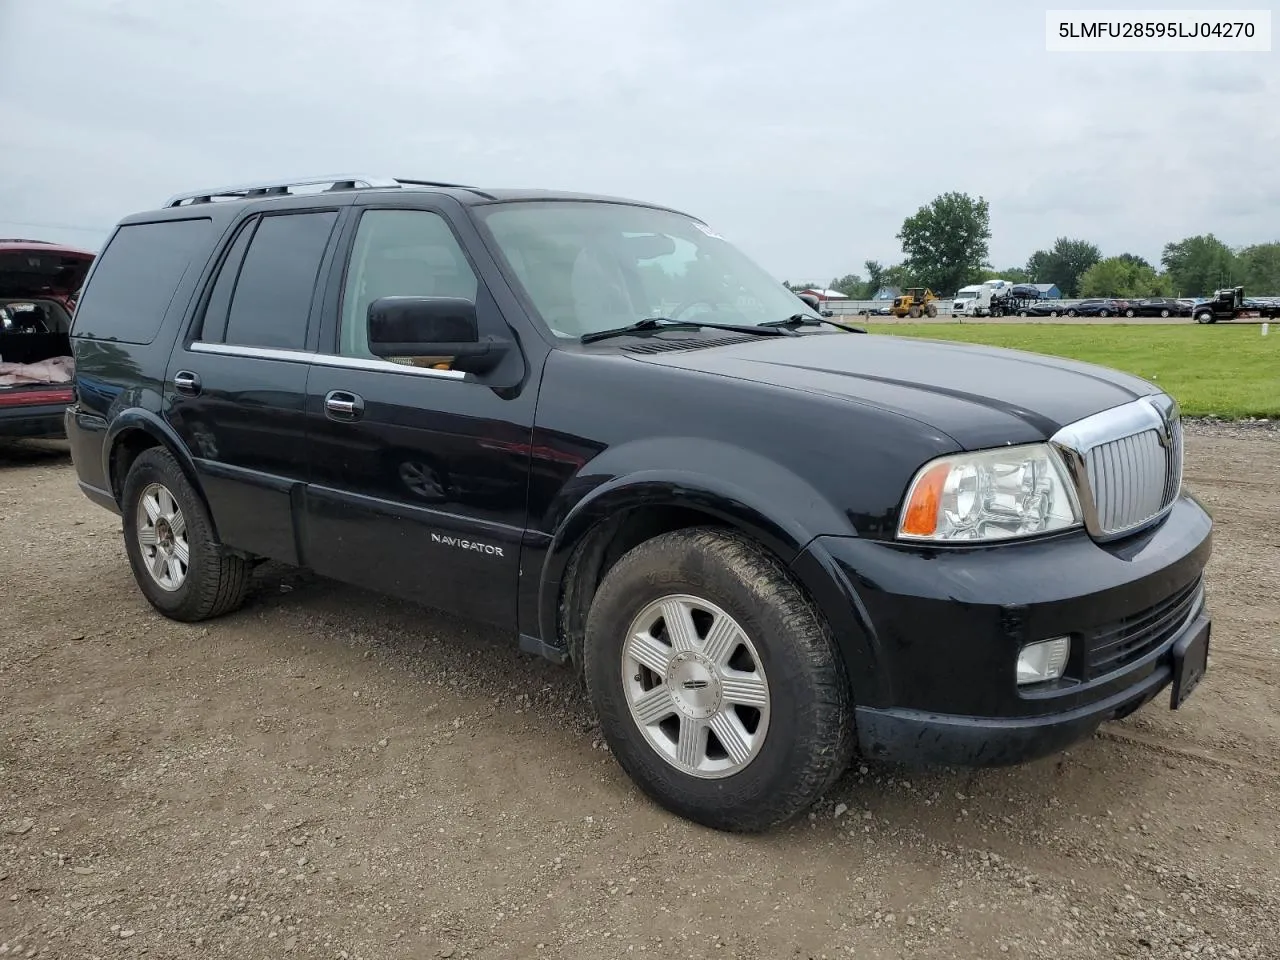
[[952, 279, 1012, 318]]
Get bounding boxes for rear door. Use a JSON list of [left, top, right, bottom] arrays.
[[164, 206, 345, 563], [300, 200, 537, 630]]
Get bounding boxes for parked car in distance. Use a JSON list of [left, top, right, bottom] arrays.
[[1066, 298, 1124, 318], [1122, 297, 1187, 319], [0, 239, 95, 439], [65, 175, 1214, 833], [1020, 300, 1068, 317]]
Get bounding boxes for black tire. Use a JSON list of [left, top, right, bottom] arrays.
[[583, 527, 855, 833], [121, 446, 251, 622], [1125, 309, 1135, 318], [1195, 311, 1214, 324], [1066, 309, 1077, 317], [1098, 310, 1109, 318], [1160, 309, 1170, 318]]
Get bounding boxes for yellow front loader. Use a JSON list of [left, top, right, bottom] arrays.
[[890, 287, 939, 319]]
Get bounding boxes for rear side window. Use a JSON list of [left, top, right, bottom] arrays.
[[197, 219, 258, 342], [71, 218, 212, 344], [209, 211, 338, 350]]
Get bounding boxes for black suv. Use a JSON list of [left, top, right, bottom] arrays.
[[66, 175, 1213, 833]]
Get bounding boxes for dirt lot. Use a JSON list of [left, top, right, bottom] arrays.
[[2, 426, 1278, 960]]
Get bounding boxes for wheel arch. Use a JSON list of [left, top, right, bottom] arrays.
[[537, 458, 876, 704], [103, 409, 221, 541]]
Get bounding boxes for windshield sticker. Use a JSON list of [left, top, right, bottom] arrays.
[[693, 221, 724, 240]]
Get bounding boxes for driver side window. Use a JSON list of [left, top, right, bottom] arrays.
[[338, 209, 479, 359]]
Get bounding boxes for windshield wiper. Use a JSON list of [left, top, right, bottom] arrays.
[[580, 316, 797, 344], [761, 313, 867, 334]]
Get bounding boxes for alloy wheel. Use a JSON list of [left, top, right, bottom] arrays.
[[136, 482, 189, 591], [621, 594, 770, 779]]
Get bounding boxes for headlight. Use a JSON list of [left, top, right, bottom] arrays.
[[897, 443, 1081, 543]]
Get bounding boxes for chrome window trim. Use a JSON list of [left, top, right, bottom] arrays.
[[188, 341, 468, 380], [1049, 393, 1182, 542]]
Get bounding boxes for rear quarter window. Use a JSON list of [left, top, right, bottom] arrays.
[[71, 218, 213, 344]]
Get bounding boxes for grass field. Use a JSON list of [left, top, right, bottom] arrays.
[[875, 323, 1279, 419]]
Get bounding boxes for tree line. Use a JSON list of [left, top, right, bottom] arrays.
[[787, 192, 1280, 300]]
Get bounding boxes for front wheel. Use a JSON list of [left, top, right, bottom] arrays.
[[1195, 311, 1215, 324], [1160, 309, 1170, 318], [583, 528, 854, 833], [121, 447, 252, 622]]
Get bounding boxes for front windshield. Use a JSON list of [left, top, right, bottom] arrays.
[[476, 201, 816, 339]]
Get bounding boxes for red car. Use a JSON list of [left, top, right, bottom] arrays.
[[0, 239, 96, 439]]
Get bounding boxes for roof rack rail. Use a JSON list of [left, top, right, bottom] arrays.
[[162, 174, 411, 208], [393, 178, 475, 189]]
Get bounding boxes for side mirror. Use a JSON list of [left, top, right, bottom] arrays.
[[367, 296, 510, 374], [797, 293, 822, 312]]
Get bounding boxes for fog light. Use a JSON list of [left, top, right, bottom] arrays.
[[1017, 637, 1070, 685]]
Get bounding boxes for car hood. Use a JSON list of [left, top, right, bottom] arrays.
[[0, 244, 95, 301], [628, 331, 1161, 449]]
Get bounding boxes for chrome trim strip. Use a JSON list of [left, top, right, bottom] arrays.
[[188, 341, 468, 380], [1049, 394, 1182, 541]]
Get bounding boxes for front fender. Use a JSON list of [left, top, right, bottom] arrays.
[[534, 436, 857, 653]]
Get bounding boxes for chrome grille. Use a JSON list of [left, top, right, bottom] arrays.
[[1051, 395, 1183, 540]]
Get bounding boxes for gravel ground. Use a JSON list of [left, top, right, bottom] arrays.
[[2, 425, 1278, 960]]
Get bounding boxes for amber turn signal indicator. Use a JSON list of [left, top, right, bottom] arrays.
[[900, 462, 951, 537]]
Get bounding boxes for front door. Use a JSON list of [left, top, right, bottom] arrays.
[[165, 208, 342, 563], [301, 205, 536, 629]]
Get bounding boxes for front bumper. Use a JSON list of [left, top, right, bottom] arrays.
[[795, 494, 1213, 766], [0, 402, 69, 439], [854, 609, 1207, 765]]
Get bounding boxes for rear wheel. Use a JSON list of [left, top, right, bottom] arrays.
[[925, 302, 938, 318], [121, 447, 251, 622], [583, 528, 854, 833], [908, 306, 922, 319], [1098, 310, 1109, 318], [1066, 309, 1077, 317]]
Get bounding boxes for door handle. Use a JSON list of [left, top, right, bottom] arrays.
[[324, 390, 365, 421], [173, 370, 201, 396]]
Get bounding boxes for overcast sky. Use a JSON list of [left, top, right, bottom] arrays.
[[1, 0, 1275, 282]]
